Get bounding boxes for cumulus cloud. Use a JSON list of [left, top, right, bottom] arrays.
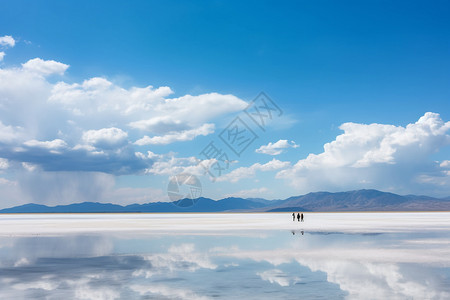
[[129, 116, 187, 133], [23, 139, 67, 150], [217, 159, 290, 183], [0, 121, 24, 143], [256, 139, 299, 155], [143, 151, 213, 177], [22, 58, 69, 76], [49, 77, 173, 115], [277, 112, 450, 196], [1, 95, 148, 177], [0, 53, 246, 175], [49, 77, 246, 125], [0, 37, 253, 208], [0, 35, 15, 48], [82, 127, 128, 149], [135, 123, 215, 145]]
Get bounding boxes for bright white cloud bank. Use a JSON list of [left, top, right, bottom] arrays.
[[277, 112, 450, 196], [0, 55, 246, 172], [0, 37, 248, 207]]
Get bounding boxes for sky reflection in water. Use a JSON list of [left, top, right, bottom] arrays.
[[1, 220, 450, 299]]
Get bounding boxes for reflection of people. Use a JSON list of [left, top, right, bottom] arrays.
[[297, 213, 300, 222], [292, 212, 295, 221], [301, 213, 304, 222]]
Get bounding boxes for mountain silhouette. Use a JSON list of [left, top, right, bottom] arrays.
[[0, 189, 449, 213]]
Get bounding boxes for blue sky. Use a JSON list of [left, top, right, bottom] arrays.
[[0, 1, 449, 207]]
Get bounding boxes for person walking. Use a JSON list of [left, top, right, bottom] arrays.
[[292, 212, 295, 221], [297, 212, 300, 222], [301, 213, 304, 222]]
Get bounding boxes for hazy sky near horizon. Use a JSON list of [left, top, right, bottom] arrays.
[[0, 1, 449, 207]]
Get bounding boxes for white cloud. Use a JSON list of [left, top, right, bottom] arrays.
[[0, 177, 16, 186], [82, 127, 128, 149], [24, 139, 68, 150], [0, 52, 5, 61], [13, 257, 30, 267], [144, 151, 213, 177], [0, 35, 15, 48], [161, 93, 247, 124], [0, 63, 154, 176], [0, 121, 24, 143], [0, 55, 247, 182], [129, 116, 186, 133], [22, 162, 38, 172], [277, 112, 450, 196], [22, 58, 69, 76], [46, 76, 245, 149], [49, 78, 246, 124], [49, 77, 174, 115], [135, 123, 214, 145], [0, 158, 9, 170], [256, 139, 299, 155], [13, 280, 58, 291], [217, 159, 290, 183], [440, 160, 450, 168]]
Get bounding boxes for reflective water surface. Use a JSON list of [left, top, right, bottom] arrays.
[[0, 213, 450, 299]]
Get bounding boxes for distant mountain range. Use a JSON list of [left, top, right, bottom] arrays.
[[1, 189, 449, 213]]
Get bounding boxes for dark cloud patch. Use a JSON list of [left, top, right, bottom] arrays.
[[0, 143, 151, 175]]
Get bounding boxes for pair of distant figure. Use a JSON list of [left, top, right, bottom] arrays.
[[293, 212, 304, 222]]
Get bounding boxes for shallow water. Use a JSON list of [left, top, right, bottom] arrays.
[[0, 213, 449, 299]]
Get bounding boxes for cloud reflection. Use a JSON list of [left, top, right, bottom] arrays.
[[257, 269, 300, 287], [0, 229, 449, 299]]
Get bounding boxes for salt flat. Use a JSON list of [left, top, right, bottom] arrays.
[[1, 212, 449, 235], [1, 212, 450, 299]]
